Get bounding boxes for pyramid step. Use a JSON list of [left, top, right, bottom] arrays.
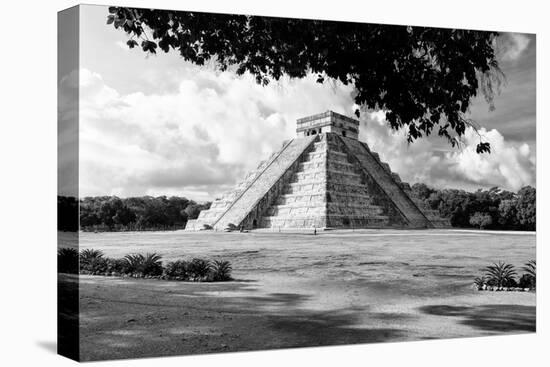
[[326, 215, 391, 228], [327, 160, 355, 171], [326, 169, 361, 179], [267, 202, 384, 217], [261, 214, 392, 229], [305, 149, 348, 162], [298, 160, 326, 171], [260, 217, 326, 228], [326, 150, 348, 158], [297, 160, 355, 173], [286, 180, 375, 194], [277, 194, 377, 207], [285, 182, 326, 194], [277, 193, 325, 204], [197, 208, 228, 220], [266, 206, 326, 216], [312, 140, 327, 149], [306, 151, 326, 160], [327, 204, 385, 216], [294, 170, 327, 181], [293, 169, 361, 182]]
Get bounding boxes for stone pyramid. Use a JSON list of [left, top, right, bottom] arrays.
[[185, 111, 449, 231]]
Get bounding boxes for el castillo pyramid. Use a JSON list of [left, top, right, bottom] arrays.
[[185, 111, 450, 231]]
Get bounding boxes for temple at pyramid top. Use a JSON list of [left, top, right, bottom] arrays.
[[185, 111, 450, 231], [296, 110, 359, 139]]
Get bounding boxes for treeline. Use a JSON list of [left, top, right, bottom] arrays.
[[79, 196, 211, 231], [59, 185, 535, 232], [412, 184, 536, 231]]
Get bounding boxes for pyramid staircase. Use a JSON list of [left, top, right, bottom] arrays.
[[185, 136, 317, 231]]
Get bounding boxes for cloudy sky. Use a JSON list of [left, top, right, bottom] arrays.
[[68, 5, 536, 201]]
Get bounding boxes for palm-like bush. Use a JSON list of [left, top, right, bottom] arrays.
[[164, 260, 189, 280], [58, 248, 79, 274], [122, 253, 145, 274], [141, 253, 163, 276], [210, 260, 233, 281], [64, 249, 233, 282], [523, 260, 536, 278], [484, 261, 517, 287], [80, 249, 104, 262], [79, 249, 107, 273], [519, 260, 536, 289], [122, 253, 163, 276], [188, 258, 212, 281]]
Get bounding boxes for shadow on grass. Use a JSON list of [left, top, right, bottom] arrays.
[[75, 277, 405, 361], [267, 310, 403, 347], [419, 304, 535, 333]]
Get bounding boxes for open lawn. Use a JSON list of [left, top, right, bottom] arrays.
[[69, 229, 536, 361]]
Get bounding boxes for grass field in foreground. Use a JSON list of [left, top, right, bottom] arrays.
[[69, 229, 535, 361]]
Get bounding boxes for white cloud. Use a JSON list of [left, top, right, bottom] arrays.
[[362, 111, 536, 192], [498, 33, 531, 62], [448, 127, 535, 190]]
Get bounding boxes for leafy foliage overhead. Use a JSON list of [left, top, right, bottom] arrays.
[[107, 7, 502, 152]]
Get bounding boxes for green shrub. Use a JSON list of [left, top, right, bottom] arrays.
[[518, 274, 534, 289], [469, 212, 493, 229], [210, 260, 233, 281], [141, 253, 163, 276], [105, 258, 127, 274], [58, 248, 78, 274], [122, 253, 144, 274], [519, 260, 536, 289], [70, 250, 233, 282], [188, 258, 212, 281], [80, 249, 107, 274], [484, 261, 517, 287], [164, 260, 190, 280], [121, 253, 163, 276]]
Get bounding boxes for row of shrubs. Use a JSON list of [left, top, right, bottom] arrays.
[[58, 248, 233, 282], [474, 260, 536, 291]]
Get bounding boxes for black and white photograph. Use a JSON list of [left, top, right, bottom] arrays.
[[53, 0, 540, 363], [55, 3, 539, 362]]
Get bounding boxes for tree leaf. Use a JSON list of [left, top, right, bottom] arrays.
[[476, 142, 491, 154], [126, 39, 138, 49]]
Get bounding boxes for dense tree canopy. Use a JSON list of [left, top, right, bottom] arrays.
[[412, 184, 535, 231], [79, 196, 211, 231], [107, 7, 502, 152]]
